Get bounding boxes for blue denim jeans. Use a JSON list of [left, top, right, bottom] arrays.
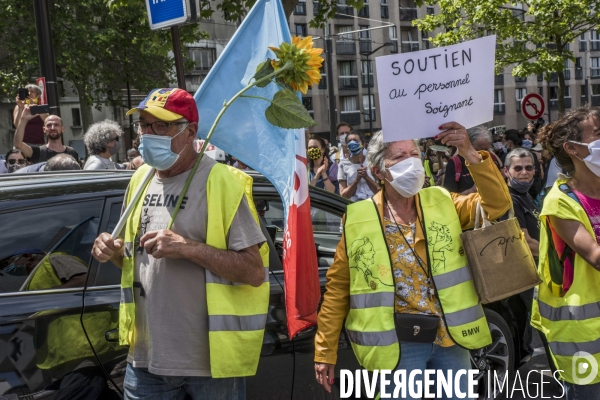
[[381, 342, 475, 400], [123, 363, 245, 400], [563, 381, 600, 400]]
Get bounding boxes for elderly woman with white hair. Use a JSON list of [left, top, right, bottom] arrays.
[[314, 122, 511, 399], [83, 119, 122, 170]]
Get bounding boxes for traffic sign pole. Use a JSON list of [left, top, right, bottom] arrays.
[[171, 26, 186, 89]]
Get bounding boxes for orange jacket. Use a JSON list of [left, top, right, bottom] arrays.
[[314, 151, 511, 364]]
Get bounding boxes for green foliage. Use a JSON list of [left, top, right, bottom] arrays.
[[0, 0, 205, 117], [253, 59, 275, 87], [265, 89, 316, 128], [413, 0, 600, 114], [414, 0, 600, 76]]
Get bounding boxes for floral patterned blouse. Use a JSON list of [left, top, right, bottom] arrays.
[[384, 216, 453, 347]]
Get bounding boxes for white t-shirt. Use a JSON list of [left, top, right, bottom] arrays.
[[338, 158, 375, 201]]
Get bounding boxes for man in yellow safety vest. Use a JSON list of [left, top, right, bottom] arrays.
[[92, 88, 269, 399]]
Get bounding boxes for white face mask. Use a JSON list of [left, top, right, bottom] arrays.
[[339, 134, 347, 146], [386, 157, 425, 198], [570, 139, 600, 177]]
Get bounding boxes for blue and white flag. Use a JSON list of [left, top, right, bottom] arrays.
[[194, 0, 320, 338]]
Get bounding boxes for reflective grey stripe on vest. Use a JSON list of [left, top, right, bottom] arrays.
[[121, 287, 133, 304], [433, 266, 472, 290], [208, 314, 267, 331], [206, 268, 269, 285], [549, 337, 600, 357], [538, 300, 600, 322], [444, 304, 485, 327], [124, 242, 133, 258], [346, 329, 398, 346], [350, 292, 395, 309]]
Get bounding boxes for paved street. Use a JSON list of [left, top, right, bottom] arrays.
[[503, 330, 565, 399]]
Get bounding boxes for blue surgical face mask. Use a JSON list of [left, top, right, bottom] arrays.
[[522, 139, 533, 149], [138, 124, 188, 171], [347, 140, 363, 156]]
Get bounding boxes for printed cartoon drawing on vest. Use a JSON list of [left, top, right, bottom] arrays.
[[427, 221, 453, 273], [348, 237, 393, 288]]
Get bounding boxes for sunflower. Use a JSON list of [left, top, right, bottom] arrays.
[[269, 36, 324, 94]]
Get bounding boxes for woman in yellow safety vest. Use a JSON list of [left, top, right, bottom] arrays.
[[314, 122, 511, 399], [532, 106, 600, 399]]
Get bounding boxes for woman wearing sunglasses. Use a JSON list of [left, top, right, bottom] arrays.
[[504, 148, 539, 258], [531, 106, 600, 399], [4, 148, 27, 173]]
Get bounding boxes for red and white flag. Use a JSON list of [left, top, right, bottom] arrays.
[[282, 135, 320, 338]]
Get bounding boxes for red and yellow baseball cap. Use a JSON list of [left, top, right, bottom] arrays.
[[126, 88, 199, 123]]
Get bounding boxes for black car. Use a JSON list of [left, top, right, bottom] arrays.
[[0, 171, 529, 399]]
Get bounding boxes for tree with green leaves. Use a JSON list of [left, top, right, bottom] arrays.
[[414, 0, 600, 116], [0, 0, 204, 129]]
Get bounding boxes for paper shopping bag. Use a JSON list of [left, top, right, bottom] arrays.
[[460, 202, 541, 304]]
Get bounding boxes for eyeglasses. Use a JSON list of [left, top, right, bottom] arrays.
[[113, 136, 120, 142], [7, 159, 26, 165], [512, 165, 534, 172], [133, 121, 188, 136]]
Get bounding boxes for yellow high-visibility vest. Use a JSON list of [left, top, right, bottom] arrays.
[[531, 180, 600, 384], [344, 186, 491, 370], [119, 163, 269, 377]]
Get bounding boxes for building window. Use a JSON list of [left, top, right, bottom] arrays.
[[361, 60, 373, 87], [591, 30, 600, 50], [592, 57, 600, 78], [339, 61, 358, 90], [494, 89, 505, 114], [302, 97, 314, 117], [549, 86, 558, 100], [381, 0, 389, 18], [426, 6, 434, 15], [515, 88, 526, 112], [362, 94, 375, 122], [340, 95, 360, 125], [72, 108, 82, 127], [359, 25, 370, 40], [294, 0, 306, 15], [358, 0, 369, 17], [389, 26, 398, 53], [295, 24, 307, 37], [401, 29, 419, 52], [189, 48, 216, 71], [538, 87, 544, 96]]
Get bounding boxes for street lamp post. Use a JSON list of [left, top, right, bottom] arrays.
[[360, 42, 392, 137]]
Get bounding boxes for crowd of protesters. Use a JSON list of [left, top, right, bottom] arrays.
[[1, 85, 143, 174], [3, 83, 600, 399]]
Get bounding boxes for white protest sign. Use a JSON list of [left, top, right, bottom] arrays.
[[375, 35, 496, 142]]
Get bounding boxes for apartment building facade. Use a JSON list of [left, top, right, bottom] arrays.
[[185, 2, 600, 140]]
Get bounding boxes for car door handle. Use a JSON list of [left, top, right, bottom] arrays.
[[105, 328, 119, 342]]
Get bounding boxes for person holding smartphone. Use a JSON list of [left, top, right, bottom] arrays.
[[14, 105, 79, 165], [13, 84, 47, 145]]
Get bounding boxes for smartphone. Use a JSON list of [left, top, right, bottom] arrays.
[[30, 105, 50, 115], [18, 88, 28, 101]]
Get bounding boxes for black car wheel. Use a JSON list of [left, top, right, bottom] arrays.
[[470, 308, 515, 400]]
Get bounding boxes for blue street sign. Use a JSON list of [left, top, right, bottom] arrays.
[[146, 0, 193, 30]]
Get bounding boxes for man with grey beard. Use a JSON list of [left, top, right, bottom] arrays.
[[14, 105, 79, 164]]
